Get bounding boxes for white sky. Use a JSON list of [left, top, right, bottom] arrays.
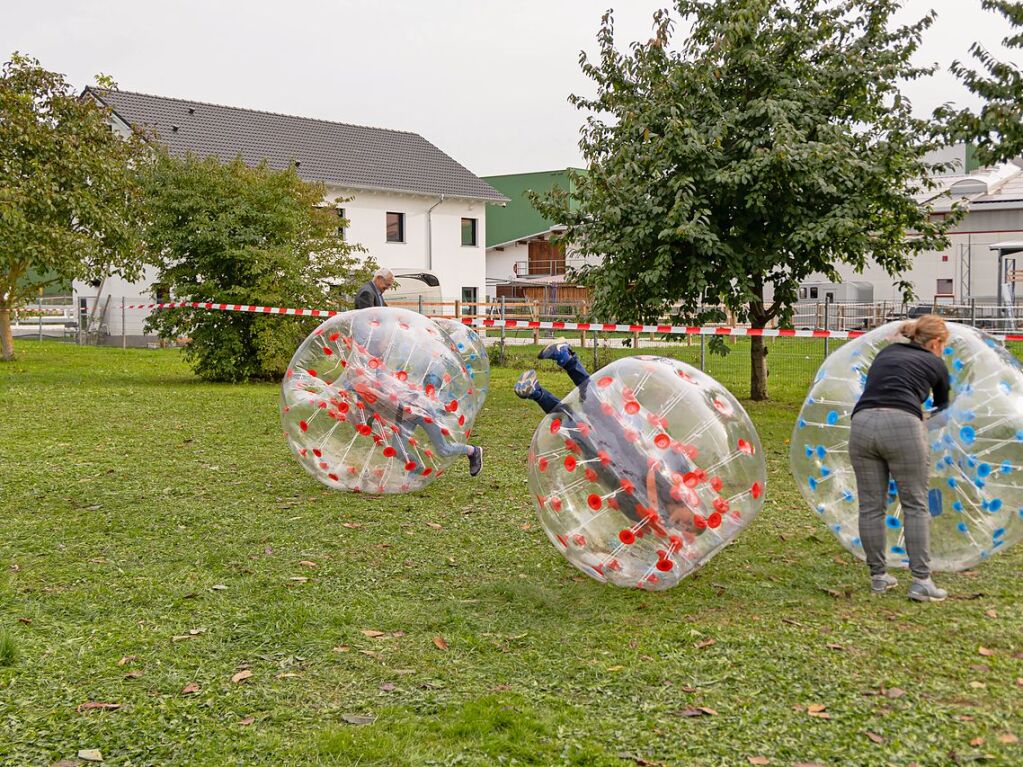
[[2, 1, 1020, 176]]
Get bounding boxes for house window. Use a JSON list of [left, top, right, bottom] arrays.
[[337, 208, 347, 241], [461, 287, 478, 317], [386, 212, 405, 243], [461, 218, 478, 247], [799, 287, 807, 299], [937, 278, 954, 295], [809, 287, 819, 299]]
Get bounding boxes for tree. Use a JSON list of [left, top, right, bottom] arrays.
[[0, 54, 148, 360], [534, 0, 962, 399], [142, 153, 372, 382], [941, 1, 1023, 165]]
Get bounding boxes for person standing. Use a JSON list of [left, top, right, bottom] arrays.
[[355, 268, 393, 309], [849, 315, 951, 602]]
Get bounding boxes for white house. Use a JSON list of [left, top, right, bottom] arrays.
[[75, 88, 507, 341]]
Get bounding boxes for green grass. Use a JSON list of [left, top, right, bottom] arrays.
[[1, 340, 1022, 766]]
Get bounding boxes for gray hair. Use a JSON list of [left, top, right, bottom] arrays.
[[373, 268, 393, 280]]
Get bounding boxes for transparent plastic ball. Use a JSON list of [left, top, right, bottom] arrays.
[[528, 356, 767, 590], [280, 307, 479, 494], [433, 318, 490, 424], [791, 321, 1023, 571]]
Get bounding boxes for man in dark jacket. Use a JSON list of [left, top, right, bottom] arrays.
[[355, 268, 393, 309]]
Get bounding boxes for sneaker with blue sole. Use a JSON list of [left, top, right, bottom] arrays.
[[538, 338, 573, 367], [515, 369, 539, 398]]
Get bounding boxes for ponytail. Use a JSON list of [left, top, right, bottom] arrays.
[[900, 314, 948, 346]]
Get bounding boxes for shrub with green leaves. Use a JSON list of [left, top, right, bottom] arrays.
[[143, 154, 373, 382]]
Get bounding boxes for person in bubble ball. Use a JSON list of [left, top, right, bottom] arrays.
[[850, 315, 951, 602], [347, 362, 484, 478], [515, 339, 700, 536]]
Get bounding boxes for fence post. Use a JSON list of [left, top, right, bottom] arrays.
[[824, 297, 832, 358], [633, 330, 640, 349], [37, 292, 43, 341], [500, 296, 506, 367], [970, 298, 976, 328], [418, 295, 423, 315], [531, 301, 539, 345], [700, 332, 706, 371], [121, 296, 127, 349], [592, 330, 599, 371], [454, 299, 462, 320]]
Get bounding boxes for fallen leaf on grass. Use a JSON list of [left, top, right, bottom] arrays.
[[748, 757, 770, 765], [76, 701, 121, 713], [792, 763, 826, 767], [971, 664, 991, 673], [820, 587, 852, 599], [275, 672, 299, 679], [985, 609, 998, 619], [695, 638, 716, 650], [806, 704, 831, 719], [781, 618, 804, 627], [298, 560, 318, 568], [171, 628, 206, 642], [341, 713, 375, 725], [50, 760, 80, 767], [999, 734, 1019, 744], [361, 629, 387, 638], [971, 738, 985, 747], [866, 732, 885, 745], [231, 669, 253, 684], [825, 643, 846, 651], [979, 647, 996, 657], [379, 682, 395, 692], [211, 584, 228, 591], [77, 750, 103, 763], [358, 650, 382, 660], [333, 645, 350, 653], [181, 682, 200, 695], [673, 707, 718, 718], [18, 617, 31, 625], [969, 681, 987, 689], [341, 522, 362, 529], [116, 655, 137, 666], [124, 670, 143, 680], [426, 522, 443, 529], [433, 635, 449, 651], [239, 717, 255, 726], [1016, 678, 1023, 688], [884, 687, 906, 699], [288, 576, 309, 583], [391, 631, 405, 638], [618, 755, 669, 767]]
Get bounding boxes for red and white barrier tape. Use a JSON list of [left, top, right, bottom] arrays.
[[123, 301, 1023, 342]]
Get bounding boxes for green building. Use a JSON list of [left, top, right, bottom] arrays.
[[482, 169, 584, 248]]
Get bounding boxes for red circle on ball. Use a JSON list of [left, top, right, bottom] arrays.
[[618, 529, 636, 545], [654, 434, 671, 449], [587, 494, 602, 510]]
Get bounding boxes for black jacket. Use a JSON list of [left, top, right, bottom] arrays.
[[354, 281, 386, 310], [852, 341, 950, 420]]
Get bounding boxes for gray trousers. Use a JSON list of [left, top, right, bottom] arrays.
[[849, 408, 931, 580]]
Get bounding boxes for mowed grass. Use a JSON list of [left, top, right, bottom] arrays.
[[1, 340, 1022, 767]]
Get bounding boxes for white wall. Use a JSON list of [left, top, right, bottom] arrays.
[[325, 187, 487, 306]]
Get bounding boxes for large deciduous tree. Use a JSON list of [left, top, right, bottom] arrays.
[[941, 0, 1023, 165], [142, 153, 372, 382], [0, 54, 148, 360], [535, 0, 961, 399]]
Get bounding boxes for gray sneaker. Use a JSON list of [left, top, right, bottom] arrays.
[[870, 573, 898, 594], [514, 369, 538, 398], [908, 578, 947, 602]]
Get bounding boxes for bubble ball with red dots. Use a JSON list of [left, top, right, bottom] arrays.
[[792, 321, 1023, 571], [280, 307, 486, 494], [528, 356, 767, 591]]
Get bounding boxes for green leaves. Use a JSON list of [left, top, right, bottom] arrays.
[[534, 0, 962, 398], [0, 54, 150, 359], [141, 154, 373, 382]]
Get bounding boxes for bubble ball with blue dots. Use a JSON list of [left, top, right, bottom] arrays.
[[791, 321, 1023, 571], [433, 318, 490, 424]]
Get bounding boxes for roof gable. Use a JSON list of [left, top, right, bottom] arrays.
[[87, 88, 507, 203]]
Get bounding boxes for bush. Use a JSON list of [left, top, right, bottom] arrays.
[[143, 154, 373, 381]]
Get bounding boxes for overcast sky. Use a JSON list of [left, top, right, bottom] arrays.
[[3, 1, 1020, 176]]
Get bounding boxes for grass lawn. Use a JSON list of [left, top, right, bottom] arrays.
[[1, 340, 1022, 767]]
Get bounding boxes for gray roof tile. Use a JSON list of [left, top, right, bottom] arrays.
[[87, 88, 507, 202]]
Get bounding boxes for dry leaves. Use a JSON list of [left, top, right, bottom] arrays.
[[970, 737, 985, 746], [76, 701, 121, 713], [426, 522, 443, 529], [288, 576, 309, 583], [333, 645, 350, 653], [433, 635, 449, 651], [299, 560, 318, 568], [695, 638, 717, 650], [239, 716, 255, 726], [231, 669, 253, 684], [77, 750, 104, 763], [341, 522, 362, 529], [116, 655, 137, 666], [361, 629, 387, 638], [674, 706, 718, 717], [806, 704, 831, 719], [379, 682, 396, 692], [124, 670, 144, 680], [341, 713, 376, 725], [171, 628, 206, 642], [866, 732, 885, 745], [999, 733, 1019, 744], [748, 757, 770, 765], [825, 643, 846, 652], [884, 687, 906, 699], [978, 646, 995, 657], [985, 608, 998, 618], [181, 682, 200, 695]]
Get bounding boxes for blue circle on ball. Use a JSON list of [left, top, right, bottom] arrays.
[[885, 515, 902, 529], [960, 426, 976, 445], [826, 411, 839, 425]]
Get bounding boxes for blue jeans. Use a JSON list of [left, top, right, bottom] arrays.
[[530, 353, 590, 414]]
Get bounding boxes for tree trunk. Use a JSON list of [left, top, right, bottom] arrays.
[[0, 306, 14, 361], [750, 333, 769, 401]]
